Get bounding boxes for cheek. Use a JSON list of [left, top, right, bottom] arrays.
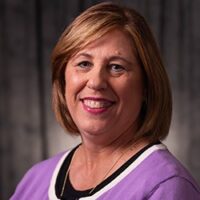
[[65, 69, 85, 104], [65, 69, 75, 103], [120, 77, 144, 100], [118, 78, 145, 117]]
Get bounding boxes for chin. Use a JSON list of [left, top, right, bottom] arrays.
[[78, 124, 109, 136]]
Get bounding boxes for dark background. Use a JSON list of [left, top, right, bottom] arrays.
[[0, 0, 200, 199]]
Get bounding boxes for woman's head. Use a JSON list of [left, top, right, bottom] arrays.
[[51, 2, 172, 142]]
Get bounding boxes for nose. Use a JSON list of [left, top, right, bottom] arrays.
[[86, 67, 108, 91]]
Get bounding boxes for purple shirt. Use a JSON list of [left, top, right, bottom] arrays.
[[10, 144, 200, 199]]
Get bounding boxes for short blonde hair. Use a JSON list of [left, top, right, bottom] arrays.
[[51, 2, 172, 142]]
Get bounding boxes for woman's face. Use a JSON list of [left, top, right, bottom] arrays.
[[65, 29, 145, 143]]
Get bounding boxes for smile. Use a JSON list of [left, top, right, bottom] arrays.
[[81, 97, 115, 114], [83, 99, 113, 108]]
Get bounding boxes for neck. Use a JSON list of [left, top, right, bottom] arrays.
[[67, 130, 150, 192], [80, 123, 138, 151], [79, 130, 149, 169]]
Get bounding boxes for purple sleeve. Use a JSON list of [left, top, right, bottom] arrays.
[[10, 164, 50, 200], [10, 152, 65, 200], [147, 176, 200, 200]]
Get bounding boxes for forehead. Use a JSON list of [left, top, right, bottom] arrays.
[[72, 29, 136, 59]]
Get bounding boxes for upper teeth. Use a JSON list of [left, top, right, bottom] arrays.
[[83, 100, 111, 108]]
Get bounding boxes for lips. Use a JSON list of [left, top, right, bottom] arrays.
[[83, 99, 113, 108], [80, 97, 115, 114]]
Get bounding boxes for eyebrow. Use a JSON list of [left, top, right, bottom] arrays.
[[73, 52, 92, 59], [109, 56, 135, 65], [73, 52, 135, 65]]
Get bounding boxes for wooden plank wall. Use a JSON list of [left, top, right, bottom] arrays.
[[0, 0, 44, 199], [0, 0, 200, 199]]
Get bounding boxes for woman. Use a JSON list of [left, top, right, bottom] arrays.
[[11, 2, 200, 200]]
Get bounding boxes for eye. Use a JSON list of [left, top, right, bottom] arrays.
[[109, 64, 125, 73], [77, 61, 92, 69]]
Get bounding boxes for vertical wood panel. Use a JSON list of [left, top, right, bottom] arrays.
[[187, 0, 200, 183], [0, 2, 7, 198], [0, 0, 43, 199], [41, 0, 82, 157], [35, 0, 48, 159]]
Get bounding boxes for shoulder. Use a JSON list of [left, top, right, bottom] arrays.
[[146, 176, 200, 199], [145, 148, 198, 183], [10, 151, 69, 200], [22, 151, 66, 181], [142, 147, 200, 199], [86, 144, 200, 200]]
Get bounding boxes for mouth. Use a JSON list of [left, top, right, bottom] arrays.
[[80, 97, 115, 114]]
